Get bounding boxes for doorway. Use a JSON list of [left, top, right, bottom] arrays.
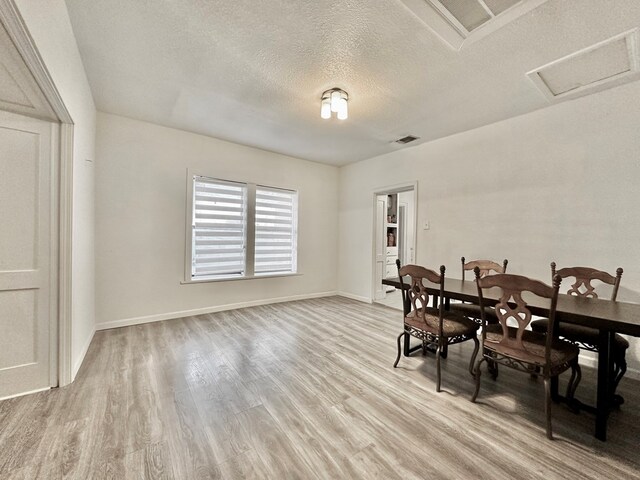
[[372, 183, 417, 311], [0, 6, 76, 398]]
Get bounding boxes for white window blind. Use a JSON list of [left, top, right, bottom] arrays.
[[254, 186, 298, 275], [192, 176, 247, 279]]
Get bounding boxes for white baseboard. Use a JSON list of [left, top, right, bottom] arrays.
[[0, 386, 50, 402], [575, 350, 640, 381], [72, 327, 96, 380], [626, 366, 640, 381], [337, 291, 372, 303], [96, 291, 338, 331]]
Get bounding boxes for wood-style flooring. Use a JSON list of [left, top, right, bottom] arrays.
[[1, 296, 639, 479]]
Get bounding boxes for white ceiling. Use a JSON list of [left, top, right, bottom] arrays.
[[64, 0, 640, 166]]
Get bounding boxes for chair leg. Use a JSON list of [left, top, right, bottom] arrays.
[[544, 376, 553, 440], [469, 337, 480, 377], [471, 357, 485, 403], [565, 359, 582, 411], [488, 357, 499, 380], [612, 353, 627, 407], [393, 332, 404, 368], [436, 342, 442, 392], [441, 342, 448, 359]]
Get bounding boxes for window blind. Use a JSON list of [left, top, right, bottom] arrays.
[[192, 176, 247, 279], [254, 186, 298, 275]]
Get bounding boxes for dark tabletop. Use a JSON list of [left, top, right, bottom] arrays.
[[382, 277, 640, 337]]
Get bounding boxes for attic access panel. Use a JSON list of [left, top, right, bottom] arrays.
[[400, 0, 548, 50], [437, 0, 519, 33], [527, 29, 640, 102]]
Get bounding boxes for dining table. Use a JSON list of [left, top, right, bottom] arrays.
[[382, 275, 640, 441]]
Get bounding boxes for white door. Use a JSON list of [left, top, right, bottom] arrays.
[[0, 110, 54, 399], [374, 197, 386, 300]]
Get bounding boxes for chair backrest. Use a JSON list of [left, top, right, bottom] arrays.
[[550, 262, 622, 300], [475, 268, 561, 365], [398, 264, 446, 333], [461, 257, 508, 281]]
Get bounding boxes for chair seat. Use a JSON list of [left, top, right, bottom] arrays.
[[530, 319, 629, 351], [405, 308, 478, 337], [449, 302, 498, 322], [485, 324, 579, 368]]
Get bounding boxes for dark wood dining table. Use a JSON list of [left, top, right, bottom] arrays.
[[382, 276, 640, 441]]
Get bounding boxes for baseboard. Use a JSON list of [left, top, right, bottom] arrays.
[[337, 291, 372, 303], [72, 327, 96, 380], [0, 386, 50, 402], [626, 366, 640, 381], [579, 351, 598, 370], [577, 350, 640, 381], [96, 291, 338, 331]]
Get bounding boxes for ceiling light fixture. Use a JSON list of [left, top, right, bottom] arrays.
[[321, 88, 348, 120]]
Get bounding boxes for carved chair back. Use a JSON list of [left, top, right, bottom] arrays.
[[398, 264, 446, 335], [550, 262, 622, 300], [461, 257, 508, 282], [475, 269, 561, 366]]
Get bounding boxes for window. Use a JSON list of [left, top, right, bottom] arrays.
[[254, 187, 298, 275], [191, 177, 247, 279], [188, 174, 298, 281]]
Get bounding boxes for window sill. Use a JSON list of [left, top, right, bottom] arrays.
[[181, 272, 302, 285]]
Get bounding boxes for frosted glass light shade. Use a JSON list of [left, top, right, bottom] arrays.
[[330, 90, 342, 112], [320, 98, 331, 119], [336, 98, 348, 120]]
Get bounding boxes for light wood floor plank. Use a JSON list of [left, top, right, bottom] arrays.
[[1, 296, 639, 479]]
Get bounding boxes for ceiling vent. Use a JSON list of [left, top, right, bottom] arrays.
[[395, 135, 420, 144], [527, 29, 640, 102], [399, 0, 548, 50]]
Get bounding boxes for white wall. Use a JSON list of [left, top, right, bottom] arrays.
[[95, 112, 338, 328], [16, 0, 97, 378], [338, 80, 640, 375]]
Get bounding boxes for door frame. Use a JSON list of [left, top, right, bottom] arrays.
[[373, 195, 387, 301], [0, 0, 76, 387], [370, 182, 418, 304]]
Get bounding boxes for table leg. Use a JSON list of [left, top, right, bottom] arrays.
[[595, 330, 613, 441]]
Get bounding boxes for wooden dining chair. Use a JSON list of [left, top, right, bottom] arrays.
[[450, 257, 508, 324], [530, 262, 627, 406], [394, 264, 479, 392], [471, 268, 581, 439]]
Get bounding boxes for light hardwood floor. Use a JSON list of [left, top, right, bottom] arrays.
[[1, 297, 639, 479]]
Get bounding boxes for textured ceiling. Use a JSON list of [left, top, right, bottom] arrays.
[[64, 0, 640, 165]]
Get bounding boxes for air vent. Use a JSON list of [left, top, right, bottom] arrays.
[[395, 135, 420, 144], [399, 0, 548, 50], [527, 29, 640, 102]]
